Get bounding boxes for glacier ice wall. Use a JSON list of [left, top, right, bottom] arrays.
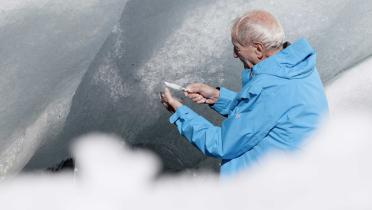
[[1, 0, 372, 177], [0, 0, 127, 177]]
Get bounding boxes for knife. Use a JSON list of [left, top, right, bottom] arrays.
[[164, 81, 187, 91]]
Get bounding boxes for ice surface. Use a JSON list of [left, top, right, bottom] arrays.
[[1, 0, 372, 178], [0, 0, 127, 177]]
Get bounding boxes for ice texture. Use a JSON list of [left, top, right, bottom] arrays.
[[0, 0, 372, 177], [0, 0, 127, 177]]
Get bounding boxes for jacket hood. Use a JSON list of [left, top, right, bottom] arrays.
[[252, 38, 316, 79]]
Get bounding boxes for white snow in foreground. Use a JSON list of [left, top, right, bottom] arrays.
[[0, 58, 372, 209]]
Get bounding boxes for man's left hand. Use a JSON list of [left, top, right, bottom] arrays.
[[160, 88, 182, 113]]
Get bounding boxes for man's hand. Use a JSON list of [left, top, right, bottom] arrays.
[[160, 88, 182, 113], [184, 83, 219, 105]]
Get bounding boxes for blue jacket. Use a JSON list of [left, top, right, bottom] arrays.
[[169, 39, 329, 177]]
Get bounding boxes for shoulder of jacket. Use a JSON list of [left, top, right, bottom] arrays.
[[238, 75, 289, 100]]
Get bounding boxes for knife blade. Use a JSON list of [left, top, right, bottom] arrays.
[[164, 81, 186, 91]]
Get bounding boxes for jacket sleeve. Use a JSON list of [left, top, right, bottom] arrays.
[[169, 88, 288, 160], [209, 87, 237, 117]]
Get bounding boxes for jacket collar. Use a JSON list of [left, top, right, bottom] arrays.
[[251, 38, 316, 79]]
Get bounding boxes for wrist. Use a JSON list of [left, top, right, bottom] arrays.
[[170, 100, 182, 110]]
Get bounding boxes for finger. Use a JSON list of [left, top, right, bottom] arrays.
[[188, 94, 198, 100], [184, 89, 193, 96], [196, 98, 207, 104], [162, 102, 170, 108], [205, 99, 214, 104], [188, 93, 201, 100], [191, 97, 202, 103], [159, 92, 165, 100], [190, 94, 203, 101], [194, 95, 204, 101], [160, 93, 166, 101], [193, 98, 204, 103]]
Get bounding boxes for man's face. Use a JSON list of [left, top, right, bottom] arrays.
[[232, 39, 260, 69]]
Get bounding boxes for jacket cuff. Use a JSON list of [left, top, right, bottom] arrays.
[[169, 105, 194, 124], [210, 87, 237, 112]]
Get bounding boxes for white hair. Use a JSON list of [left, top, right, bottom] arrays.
[[232, 10, 285, 50]]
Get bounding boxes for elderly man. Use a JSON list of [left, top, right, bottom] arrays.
[[160, 10, 328, 177]]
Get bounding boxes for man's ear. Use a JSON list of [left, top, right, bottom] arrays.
[[254, 42, 264, 60]]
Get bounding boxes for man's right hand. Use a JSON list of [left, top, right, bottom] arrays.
[[184, 83, 220, 105]]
